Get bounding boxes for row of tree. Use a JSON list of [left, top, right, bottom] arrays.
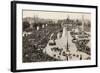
[[23, 17, 91, 32]]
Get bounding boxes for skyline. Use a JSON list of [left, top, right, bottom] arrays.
[[23, 10, 91, 20]]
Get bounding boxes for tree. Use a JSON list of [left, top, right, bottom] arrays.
[[23, 21, 30, 31]]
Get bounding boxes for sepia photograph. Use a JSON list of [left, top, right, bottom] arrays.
[[22, 10, 91, 63], [11, 1, 97, 72]]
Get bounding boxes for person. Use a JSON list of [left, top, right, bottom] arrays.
[[80, 55, 82, 60], [66, 55, 68, 61]]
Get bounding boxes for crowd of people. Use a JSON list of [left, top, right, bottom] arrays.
[[22, 16, 91, 62]]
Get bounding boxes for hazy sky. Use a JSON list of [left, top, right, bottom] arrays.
[[23, 10, 91, 20]]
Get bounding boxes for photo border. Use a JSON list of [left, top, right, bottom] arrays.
[[11, 1, 98, 72]]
